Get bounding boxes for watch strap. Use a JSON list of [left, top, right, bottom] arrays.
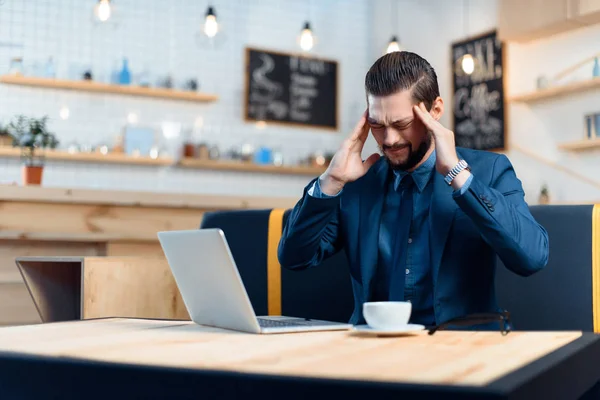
[[444, 159, 469, 185]]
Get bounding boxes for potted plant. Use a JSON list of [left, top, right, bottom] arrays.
[[538, 184, 550, 205], [7, 115, 59, 185], [0, 123, 12, 147]]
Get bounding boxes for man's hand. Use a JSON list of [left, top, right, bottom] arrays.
[[413, 102, 470, 190], [412, 102, 459, 175], [320, 111, 380, 195]]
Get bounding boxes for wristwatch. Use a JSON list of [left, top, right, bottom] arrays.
[[444, 159, 470, 185]]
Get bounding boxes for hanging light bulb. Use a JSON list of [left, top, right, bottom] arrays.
[[462, 53, 475, 75], [386, 36, 401, 54], [299, 22, 314, 51], [59, 106, 70, 120], [94, 0, 111, 22], [204, 6, 218, 38]]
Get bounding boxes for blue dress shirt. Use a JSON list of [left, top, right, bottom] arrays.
[[309, 153, 473, 326]]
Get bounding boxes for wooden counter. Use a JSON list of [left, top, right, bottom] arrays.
[[0, 318, 599, 399], [0, 185, 298, 326]]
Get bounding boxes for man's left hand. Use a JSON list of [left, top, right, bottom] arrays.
[[413, 102, 460, 176]]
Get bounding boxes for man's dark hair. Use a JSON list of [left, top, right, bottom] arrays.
[[365, 51, 440, 109]]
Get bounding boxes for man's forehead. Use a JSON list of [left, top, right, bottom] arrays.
[[367, 91, 415, 122], [367, 108, 413, 123]]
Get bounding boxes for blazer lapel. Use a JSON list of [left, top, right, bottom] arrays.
[[358, 159, 389, 299], [429, 151, 464, 285]]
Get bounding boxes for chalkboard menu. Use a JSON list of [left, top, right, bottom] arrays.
[[244, 47, 338, 130], [451, 30, 505, 151]]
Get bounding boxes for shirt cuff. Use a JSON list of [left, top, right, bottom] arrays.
[[308, 178, 343, 198], [452, 173, 474, 198]]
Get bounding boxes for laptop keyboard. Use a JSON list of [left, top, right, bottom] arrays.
[[257, 318, 332, 328]]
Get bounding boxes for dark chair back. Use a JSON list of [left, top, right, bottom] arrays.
[[495, 204, 600, 332], [201, 204, 600, 331], [200, 209, 354, 322]]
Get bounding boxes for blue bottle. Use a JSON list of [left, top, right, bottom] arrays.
[[119, 58, 131, 85], [44, 57, 55, 78], [593, 57, 600, 78]]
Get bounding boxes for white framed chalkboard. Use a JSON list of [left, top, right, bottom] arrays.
[[451, 30, 506, 151], [244, 47, 338, 131]]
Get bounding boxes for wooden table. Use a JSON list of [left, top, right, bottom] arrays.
[[0, 318, 598, 399]]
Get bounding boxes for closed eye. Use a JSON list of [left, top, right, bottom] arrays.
[[394, 120, 413, 130]]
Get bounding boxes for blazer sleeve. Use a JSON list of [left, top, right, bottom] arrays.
[[453, 154, 549, 277], [277, 178, 344, 270]]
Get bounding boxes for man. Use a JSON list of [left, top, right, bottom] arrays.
[[277, 51, 549, 328]]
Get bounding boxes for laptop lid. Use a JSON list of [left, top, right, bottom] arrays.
[[157, 229, 262, 333]]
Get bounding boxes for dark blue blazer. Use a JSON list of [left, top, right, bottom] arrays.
[[278, 147, 549, 325]]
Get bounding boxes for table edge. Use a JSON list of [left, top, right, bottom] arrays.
[[488, 332, 600, 398], [0, 349, 500, 399]]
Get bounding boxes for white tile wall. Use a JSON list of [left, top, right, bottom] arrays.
[[0, 0, 373, 197]]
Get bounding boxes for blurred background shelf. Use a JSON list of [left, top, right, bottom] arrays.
[[0, 75, 219, 103], [509, 77, 600, 103], [179, 157, 326, 176], [557, 138, 600, 151], [0, 147, 172, 166], [0, 147, 327, 175]]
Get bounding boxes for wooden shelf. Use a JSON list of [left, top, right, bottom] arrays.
[[0, 75, 218, 103], [0, 147, 326, 176], [509, 77, 600, 103], [0, 147, 173, 166], [558, 138, 600, 151], [179, 157, 326, 176]]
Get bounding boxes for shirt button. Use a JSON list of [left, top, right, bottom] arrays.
[[405, 269, 410, 275], [408, 238, 413, 244]]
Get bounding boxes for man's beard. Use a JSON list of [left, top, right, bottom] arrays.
[[380, 132, 432, 171]]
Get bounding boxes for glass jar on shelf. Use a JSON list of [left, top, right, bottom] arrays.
[[9, 57, 24, 76], [272, 147, 284, 166]]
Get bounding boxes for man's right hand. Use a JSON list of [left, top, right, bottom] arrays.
[[319, 111, 381, 196]]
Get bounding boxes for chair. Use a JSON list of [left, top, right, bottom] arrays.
[[200, 209, 354, 323], [201, 204, 600, 332], [495, 204, 600, 332]]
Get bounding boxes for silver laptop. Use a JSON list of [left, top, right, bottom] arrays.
[[157, 228, 352, 334]]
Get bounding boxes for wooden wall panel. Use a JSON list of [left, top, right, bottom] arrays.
[[106, 242, 165, 258], [82, 257, 189, 320], [0, 202, 204, 241], [0, 240, 103, 284], [0, 283, 42, 326]]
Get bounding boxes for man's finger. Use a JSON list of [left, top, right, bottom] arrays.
[[356, 117, 370, 142], [413, 102, 435, 130], [362, 153, 381, 171], [349, 123, 370, 154], [349, 110, 369, 140]]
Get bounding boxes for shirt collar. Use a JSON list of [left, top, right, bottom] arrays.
[[392, 150, 436, 193]]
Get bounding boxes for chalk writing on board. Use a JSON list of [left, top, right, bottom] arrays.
[[451, 30, 505, 151], [289, 56, 325, 122], [245, 48, 337, 129], [249, 53, 288, 121]]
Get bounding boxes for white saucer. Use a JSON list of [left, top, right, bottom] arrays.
[[351, 324, 426, 337]]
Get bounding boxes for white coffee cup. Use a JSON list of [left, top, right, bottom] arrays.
[[363, 301, 412, 330]]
